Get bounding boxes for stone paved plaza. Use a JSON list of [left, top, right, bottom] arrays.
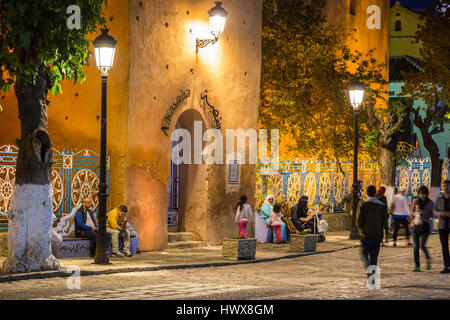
[[0, 233, 449, 300]]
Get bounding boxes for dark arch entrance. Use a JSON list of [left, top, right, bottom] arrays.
[[168, 109, 208, 238]]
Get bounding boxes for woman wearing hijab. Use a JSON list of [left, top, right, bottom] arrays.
[[291, 196, 310, 231], [260, 194, 287, 242]]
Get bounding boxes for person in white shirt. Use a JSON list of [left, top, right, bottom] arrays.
[[390, 187, 412, 247], [235, 195, 253, 238]]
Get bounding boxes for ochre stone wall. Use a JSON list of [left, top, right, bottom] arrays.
[[0, 1, 130, 210], [325, 0, 390, 110], [127, 0, 262, 250]]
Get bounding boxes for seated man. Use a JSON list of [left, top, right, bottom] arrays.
[[107, 205, 132, 257], [74, 197, 111, 257]]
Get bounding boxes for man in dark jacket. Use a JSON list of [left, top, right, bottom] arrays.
[[435, 180, 450, 274], [75, 197, 111, 257], [357, 185, 388, 272]]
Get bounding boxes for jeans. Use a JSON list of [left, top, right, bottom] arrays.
[[84, 230, 111, 257], [360, 236, 382, 269], [107, 227, 131, 254], [439, 228, 450, 268], [238, 219, 248, 238], [392, 218, 410, 242], [412, 223, 430, 268]]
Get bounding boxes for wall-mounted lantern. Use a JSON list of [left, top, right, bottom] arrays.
[[196, 2, 228, 53]]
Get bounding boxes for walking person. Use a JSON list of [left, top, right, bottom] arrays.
[[376, 186, 390, 245], [410, 186, 434, 272], [390, 187, 412, 247], [235, 195, 253, 238], [435, 180, 450, 274], [356, 185, 388, 277], [269, 203, 283, 243]]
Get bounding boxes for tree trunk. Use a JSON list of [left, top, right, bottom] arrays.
[[421, 129, 442, 202], [2, 64, 60, 273], [377, 142, 397, 205]]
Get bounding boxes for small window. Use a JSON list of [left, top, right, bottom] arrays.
[[395, 19, 402, 31], [350, 0, 356, 15]]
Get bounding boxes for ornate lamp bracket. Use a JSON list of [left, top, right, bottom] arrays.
[[196, 37, 218, 53]]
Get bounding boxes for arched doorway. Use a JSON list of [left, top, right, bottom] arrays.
[[168, 109, 208, 239]]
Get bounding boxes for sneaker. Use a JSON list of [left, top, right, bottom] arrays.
[[413, 266, 421, 272], [393, 243, 397, 247], [111, 252, 124, 258], [426, 261, 431, 270], [124, 252, 133, 257], [440, 268, 450, 274]]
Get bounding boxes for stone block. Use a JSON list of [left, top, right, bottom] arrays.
[[321, 213, 352, 231], [52, 238, 91, 258], [289, 234, 318, 253], [222, 238, 256, 261]]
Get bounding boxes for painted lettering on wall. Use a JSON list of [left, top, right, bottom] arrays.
[[200, 90, 222, 130], [161, 89, 191, 136], [367, 5, 381, 30]]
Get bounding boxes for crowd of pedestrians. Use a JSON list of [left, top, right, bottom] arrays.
[[357, 180, 450, 277]]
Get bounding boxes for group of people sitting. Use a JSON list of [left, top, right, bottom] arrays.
[[235, 193, 322, 244], [74, 197, 133, 258], [261, 194, 322, 243]]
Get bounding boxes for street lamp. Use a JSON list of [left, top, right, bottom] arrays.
[[93, 28, 117, 264], [196, 2, 228, 53], [348, 80, 365, 240]]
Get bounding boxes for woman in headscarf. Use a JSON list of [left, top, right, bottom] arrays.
[[260, 194, 287, 242], [260, 194, 275, 221]]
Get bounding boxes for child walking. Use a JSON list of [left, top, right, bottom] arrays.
[[235, 195, 252, 238], [269, 203, 283, 243]]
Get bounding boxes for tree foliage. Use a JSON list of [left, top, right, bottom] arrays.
[[0, 0, 106, 100], [400, 0, 449, 186], [260, 0, 389, 161]]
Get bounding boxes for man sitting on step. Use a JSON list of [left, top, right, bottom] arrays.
[[74, 197, 111, 257], [107, 205, 132, 257]]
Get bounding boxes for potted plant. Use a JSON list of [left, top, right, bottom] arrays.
[[289, 232, 319, 253], [222, 236, 256, 261]]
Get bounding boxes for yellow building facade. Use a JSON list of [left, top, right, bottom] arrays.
[[389, 0, 423, 58]]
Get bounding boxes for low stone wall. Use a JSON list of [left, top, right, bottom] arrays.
[[322, 213, 352, 231], [0, 233, 7, 257]]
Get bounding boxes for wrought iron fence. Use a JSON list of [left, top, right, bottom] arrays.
[[255, 157, 450, 213], [0, 145, 110, 230]]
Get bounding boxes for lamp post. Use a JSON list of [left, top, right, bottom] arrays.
[[196, 2, 228, 53], [93, 28, 117, 264], [348, 80, 365, 240]]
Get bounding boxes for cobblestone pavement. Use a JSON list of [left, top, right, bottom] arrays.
[[0, 234, 449, 300]]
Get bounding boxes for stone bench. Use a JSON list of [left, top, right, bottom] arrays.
[[52, 205, 138, 258]]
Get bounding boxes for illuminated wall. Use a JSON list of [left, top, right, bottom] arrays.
[[127, 0, 263, 250]]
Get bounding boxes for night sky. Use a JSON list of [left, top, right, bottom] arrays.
[[390, 0, 435, 10]]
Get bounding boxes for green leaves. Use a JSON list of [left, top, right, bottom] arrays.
[[0, 0, 107, 98], [260, 0, 387, 161]]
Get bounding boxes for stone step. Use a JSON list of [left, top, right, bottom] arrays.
[[167, 241, 204, 250], [168, 232, 192, 242]]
